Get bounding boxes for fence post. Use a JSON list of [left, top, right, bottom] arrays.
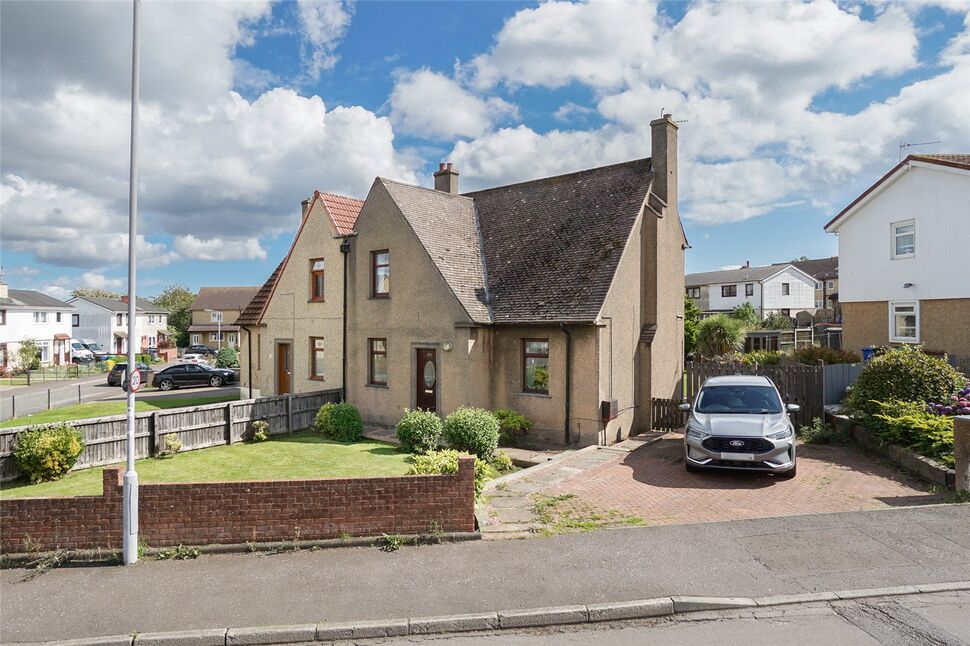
[[78, 384, 83, 405], [47, 389, 52, 411], [11, 395, 15, 419], [225, 402, 233, 445], [151, 411, 161, 457], [286, 393, 294, 433]]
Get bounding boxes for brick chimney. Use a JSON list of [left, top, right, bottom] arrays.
[[301, 196, 312, 220], [121, 296, 129, 303], [433, 162, 460, 194]]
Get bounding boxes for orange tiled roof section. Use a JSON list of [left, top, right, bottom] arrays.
[[317, 191, 364, 235]]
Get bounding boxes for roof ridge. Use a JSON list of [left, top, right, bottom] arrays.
[[315, 190, 364, 204], [462, 157, 651, 196], [377, 177, 476, 201]]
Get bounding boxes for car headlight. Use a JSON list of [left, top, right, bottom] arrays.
[[767, 426, 793, 440], [686, 425, 709, 440]]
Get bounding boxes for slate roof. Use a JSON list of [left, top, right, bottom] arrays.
[[190, 286, 261, 312], [235, 260, 285, 326], [784, 256, 838, 281], [379, 179, 491, 323], [686, 264, 791, 287], [70, 296, 167, 313], [1, 289, 75, 309]]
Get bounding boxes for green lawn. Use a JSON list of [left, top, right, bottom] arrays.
[[1, 432, 412, 498], [0, 395, 239, 429]]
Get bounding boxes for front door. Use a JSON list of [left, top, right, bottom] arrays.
[[415, 348, 437, 412], [276, 342, 292, 394]]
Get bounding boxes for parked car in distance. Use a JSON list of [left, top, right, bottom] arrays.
[[70, 341, 95, 363], [180, 353, 209, 365], [184, 344, 218, 356], [81, 340, 111, 361], [679, 375, 798, 478], [152, 364, 237, 391], [107, 362, 152, 388]]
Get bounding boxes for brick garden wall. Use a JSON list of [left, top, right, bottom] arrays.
[[0, 458, 476, 553]]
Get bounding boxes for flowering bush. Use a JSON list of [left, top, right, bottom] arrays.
[[844, 346, 965, 417], [926, 381, 970, 416]]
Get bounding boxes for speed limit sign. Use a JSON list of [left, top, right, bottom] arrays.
[[128, 369, 142, 393]]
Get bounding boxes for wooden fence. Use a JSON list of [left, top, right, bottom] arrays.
[[652, 397, 687, 432], [0, 389, 342, 482]]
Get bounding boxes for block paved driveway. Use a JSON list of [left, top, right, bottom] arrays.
[[543, 434, 945, 527]]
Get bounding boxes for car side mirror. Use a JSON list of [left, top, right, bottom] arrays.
[[678, 402, 692, 412], [786, 403, 800, 413]]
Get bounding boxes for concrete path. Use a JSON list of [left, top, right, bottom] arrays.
[[4, 503, 969, 642]]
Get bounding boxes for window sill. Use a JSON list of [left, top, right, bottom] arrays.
[[891, 255, 915, 261], [370, 295, 390, 300], [309, 376, 326, 382], [308, 299, 326, 304], [367, 383, 389, 389], [516, 391, 552, 398], [890, 338, 919, 344]]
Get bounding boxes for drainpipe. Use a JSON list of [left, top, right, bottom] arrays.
[[559, 323, 572, 445], [340, 237, 351, 403], [243, 325, 253, 400]]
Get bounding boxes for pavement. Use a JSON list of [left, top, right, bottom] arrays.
[[3, 503, 969, 642]]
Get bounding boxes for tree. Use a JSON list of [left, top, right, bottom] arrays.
[[684, 294, 701, 356], [762, 312, 794, 330], [729, 302, 760, 327], [71, 287, 123, 299], [152, 285, 196, 348], [16, 339, 41, 371], [215, 347, 239, 368], [696, 314, 746, 358]]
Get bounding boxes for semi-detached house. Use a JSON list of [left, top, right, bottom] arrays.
[[238, 114, 687, 447], [0, 283, 75, 368], [686, 263, 817, 318], [67, 296, 168, 355]]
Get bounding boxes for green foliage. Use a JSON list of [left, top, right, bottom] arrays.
[[13, 424, 85, 483], [845, 346, 966, 416], [493, 408, 533, 447], [380, 534, 409, 552], [865, 400, 955, 467], [443, 407, 500, 460], [156, 545, 200, 560], [528, 364, 550, 392], [684, 294, 702, 356], [316, 402, 363, 442], [160, 434, 182, 457], [730, 302, 760, 327], [395, 408, 443, 454], [490, 450, 515, 473], [797, 418, 851, 445], [16, 339, 41, 371], [761, 312, 794, 330], [215, 347, 239, 368], [151, 285, 196, 348], [696, 314, 746, 358], [70, 287, 124, 299], [740, 350, 783, 365], [245, 419, 270, 442], [407, 449, 488, 497], [793, 346, 860, 365]]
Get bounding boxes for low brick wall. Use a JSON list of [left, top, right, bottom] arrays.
[[0, 458, 476, 553]]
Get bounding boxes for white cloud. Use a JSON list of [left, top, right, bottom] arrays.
[[41, 285, 70, 300], [5, 266, 39, 276], [390, 69, 517, 140], [296, 0, 354, 82], [553, 102, 596, 123], [173, 235, 267, 261], [80, 272, 124, 290]]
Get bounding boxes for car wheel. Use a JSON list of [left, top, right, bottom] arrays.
[[777, 464, 797, 479], [685, 461, 702, 473], [159, 379, 174, 391], [210, 376, 223, 387]]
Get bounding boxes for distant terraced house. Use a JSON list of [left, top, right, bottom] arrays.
[[188, 286, 260, 350], [238, 114, 687, 447]]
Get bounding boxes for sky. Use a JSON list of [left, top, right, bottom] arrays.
[[1, 0, 968, 299]]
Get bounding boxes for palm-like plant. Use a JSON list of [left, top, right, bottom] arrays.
[[696, 314, 746, 358]]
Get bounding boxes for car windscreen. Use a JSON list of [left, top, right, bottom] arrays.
[[695, 385, 783, 414]]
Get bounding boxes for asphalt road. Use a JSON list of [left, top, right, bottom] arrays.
[[388, 591, 970, 645], [3, 504, 969, 642]]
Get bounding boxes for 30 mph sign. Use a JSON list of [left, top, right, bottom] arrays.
[[127, 369, 142, 393]]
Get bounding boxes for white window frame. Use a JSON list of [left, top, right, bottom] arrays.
[[227, 333, 236, 344], [33, 311, 48, 323], [781, 282, 790, 296], [191, 333, 201, 344], [891, 219, 915, 259], [210, 311, 224, 323], [826, 280, 835, 289], [889, 301, 919, 343]]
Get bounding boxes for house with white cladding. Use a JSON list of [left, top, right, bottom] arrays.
[[686, 262, 817, 319], [0, 283, 76, 368]]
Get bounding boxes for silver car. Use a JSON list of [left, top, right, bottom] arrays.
[[679, 375, 798, 478]]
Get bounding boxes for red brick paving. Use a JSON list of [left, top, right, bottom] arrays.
[[547, 434, 945, 527]]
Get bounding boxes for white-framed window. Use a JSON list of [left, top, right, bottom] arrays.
[[781, 283, 790, 296], [191, 333, 201, 344], [227, 333, 236, 344], [210, 311, 223, 323], [815, 300, 824, 309], [892, 219, 915, 259], [686, 287, 700, 299], [148, 314, 154, 323], [209, 332, 222, 342], [33, 311, 48, 323], [37, 340, 50, 363], [826, 280, 835, 289], [889, 301, 919, 343]]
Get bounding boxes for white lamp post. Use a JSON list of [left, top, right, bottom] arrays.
[[205, 309, 222, 351]]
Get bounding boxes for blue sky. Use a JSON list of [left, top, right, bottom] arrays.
[[2, 0, 968, 298]]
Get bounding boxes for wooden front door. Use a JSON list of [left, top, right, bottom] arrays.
[[415, 348, 437, 412], [276, 342, 292, 394]]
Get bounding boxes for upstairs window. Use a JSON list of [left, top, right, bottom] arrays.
[[210, 311, 223, 323], [892, 220, 915, 258], [721, 285, 737, 298], [310, 258, 326, 302], [117, 313, 123, 325], [890, 301, 919, 342], [522, 339, 550, 394], [56, 312, 62, 323], [781, 283, 790, 296], [33, 311, 47, 323], [745, 283, 754, 297], [686, 287, 700, 299], [827, 280, 835, 289], [372, 250, 390, 297]]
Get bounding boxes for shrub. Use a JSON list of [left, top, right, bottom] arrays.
[[13, 423, 85, 483], [793, 346, 860, 365], [245, 419, 270, 442], [797, 418, 851, 445], [844, 346, 966, 416], [395, 409, 442, 454], [730, 302, 760, 327], [443, 407, 499, 460], [761, 312, 793, 330], [493, 408, 533, 447], [215, 347, 239, 368], [490, 450, 515, 473], [317, 402, 363, 442], [740, 350, 783, 365], [866, 399, 955, 467], [17, 339, 41, 371], [696, 314, 746, 358], [160, 434, 182, 457], [407, 449, 489, 497]]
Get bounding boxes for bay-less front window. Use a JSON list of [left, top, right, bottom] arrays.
[[890, 301, 919, 342], [522, 339, 550, 394], [372, 250, 390, 297], [745, 283, 754, 296], [369, 338, 387, 385], [892, 220, 915, 258], [33, 312, 47, 323], [721, 285, 737, 298], [781, 282, 790, 296], [310, 259, 325, 302], [310, 337, 325, 380]]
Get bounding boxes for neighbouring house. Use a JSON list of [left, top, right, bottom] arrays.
[[236, 191, 363, 397], [67, 296, 169, 355], [685, 262, 816, 319], [0, 283, 76, 368], [785, 256, 840, 322], [824, 154, 970, 369], [188, 286, 260, 351]]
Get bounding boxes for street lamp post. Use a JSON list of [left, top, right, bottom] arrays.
[[123, 0, 141, 566], [205, 309, 222, 351]]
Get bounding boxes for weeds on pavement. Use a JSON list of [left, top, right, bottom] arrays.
[[533, 493, 645, 536]]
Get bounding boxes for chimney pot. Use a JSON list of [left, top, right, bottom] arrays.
[[121, 296, 129, 303], [433, 161, 460, 194], [439, 162, 447, 171]]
